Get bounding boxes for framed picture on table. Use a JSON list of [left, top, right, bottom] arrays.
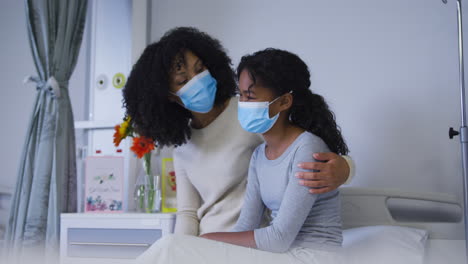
[[84, 156, 124, 213], [161, 158, 177, 213]]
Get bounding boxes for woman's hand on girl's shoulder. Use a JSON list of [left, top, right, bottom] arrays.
[[296, 152, 350, 194]]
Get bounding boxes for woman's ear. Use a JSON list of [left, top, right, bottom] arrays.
[[168, 92, 184, 105], [279, 93, 293, 111], [168, 93, 178, 102]]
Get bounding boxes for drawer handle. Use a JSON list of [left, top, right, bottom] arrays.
[[70, 242, 151, 247]]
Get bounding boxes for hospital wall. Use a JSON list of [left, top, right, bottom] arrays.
[[151, 0, 465, 200], [0, 1, 88, 192]]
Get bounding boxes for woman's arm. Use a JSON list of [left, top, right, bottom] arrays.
[[296, 152, 355, 194], [201, 148, 265, 248], [173, 160, 202, 236]]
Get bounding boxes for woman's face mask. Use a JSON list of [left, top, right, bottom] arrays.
[[175, 69, 217, 113], [237, 96, 281, 134]]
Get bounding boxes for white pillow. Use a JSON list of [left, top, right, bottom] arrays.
[[342, 225, 429, 264]]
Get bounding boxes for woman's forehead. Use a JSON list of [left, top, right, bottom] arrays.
[[172, 50, 201, 72]]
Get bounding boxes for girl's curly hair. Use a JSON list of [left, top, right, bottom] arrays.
[[123, 27, 236, 147], [237, 48, 349, 155]]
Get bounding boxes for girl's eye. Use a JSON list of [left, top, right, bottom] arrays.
[[238, 94, 255, 101], [236, 91, 255, 100]]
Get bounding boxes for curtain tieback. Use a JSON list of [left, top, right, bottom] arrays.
[[23, 75, 62, 98]]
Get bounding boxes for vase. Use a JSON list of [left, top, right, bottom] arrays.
[[134, 153, 161, 213], [135, 175, 161, 213]]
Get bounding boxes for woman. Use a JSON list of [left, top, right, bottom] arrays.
[[136, 48, 346, 264], [123, 27, 354, 236]]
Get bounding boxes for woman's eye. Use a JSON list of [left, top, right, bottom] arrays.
[[177, 80, 188, 86], [195, 67, 204, 74]]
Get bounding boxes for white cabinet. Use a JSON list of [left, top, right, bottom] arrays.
[[60, 213, 175, 263]]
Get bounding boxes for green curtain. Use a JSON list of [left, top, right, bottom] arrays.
[[5, 0, 88, 258]]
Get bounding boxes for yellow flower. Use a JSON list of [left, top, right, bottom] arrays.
[[119, 116, 131, 137]]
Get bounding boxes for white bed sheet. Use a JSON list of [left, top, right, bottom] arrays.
[[424, 239, 466, 264]]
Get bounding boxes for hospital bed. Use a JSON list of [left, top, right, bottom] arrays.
[[340, 187, 466, 264], [1, 186, 465, 263]]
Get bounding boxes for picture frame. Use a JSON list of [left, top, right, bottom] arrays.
[[84, 156, 124, 213]]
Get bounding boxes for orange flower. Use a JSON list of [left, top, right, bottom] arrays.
[[130, 136, 155, 158], [113, 125, 124, 147]]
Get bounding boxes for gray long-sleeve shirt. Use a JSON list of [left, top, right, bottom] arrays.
[[232, 131, 342, 253]]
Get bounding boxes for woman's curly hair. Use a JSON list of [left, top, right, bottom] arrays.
[[123, 27, 236, 147], [237, 48, 349, 155]]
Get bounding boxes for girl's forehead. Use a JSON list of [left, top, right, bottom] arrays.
[[238, 70, 253, 88], [239, 71, 273, 96]]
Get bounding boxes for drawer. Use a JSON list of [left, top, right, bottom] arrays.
[[68, 228, 161, 259]]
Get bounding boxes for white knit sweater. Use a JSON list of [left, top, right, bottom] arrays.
[[173, 97, 263, 235]]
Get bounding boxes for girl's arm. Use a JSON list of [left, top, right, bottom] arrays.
[[251, 143, 322, 253], [204, 141, 330, 253]]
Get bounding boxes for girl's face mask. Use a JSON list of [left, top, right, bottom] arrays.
[[175, 70, 217, 113], [237, 96, 281, 134]]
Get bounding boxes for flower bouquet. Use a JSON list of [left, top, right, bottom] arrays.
[[113, 117, 159, 213]]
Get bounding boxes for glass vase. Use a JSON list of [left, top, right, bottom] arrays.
[[135, 174, 161, 213], [134, 153, 161, 213]]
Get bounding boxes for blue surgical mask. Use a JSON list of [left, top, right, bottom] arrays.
[[175, 70, 217, 113], [238, 96, 281, 134]]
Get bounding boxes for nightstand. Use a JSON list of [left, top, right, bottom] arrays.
[[60, 213, 175, 263]]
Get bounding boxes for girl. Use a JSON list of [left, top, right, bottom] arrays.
[[136, 48, 348, 264]]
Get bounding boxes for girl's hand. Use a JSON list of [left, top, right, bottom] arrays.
[[199, 231, 257, 248], [296, 152, 350, 194], [199, 233, 214, 239]]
